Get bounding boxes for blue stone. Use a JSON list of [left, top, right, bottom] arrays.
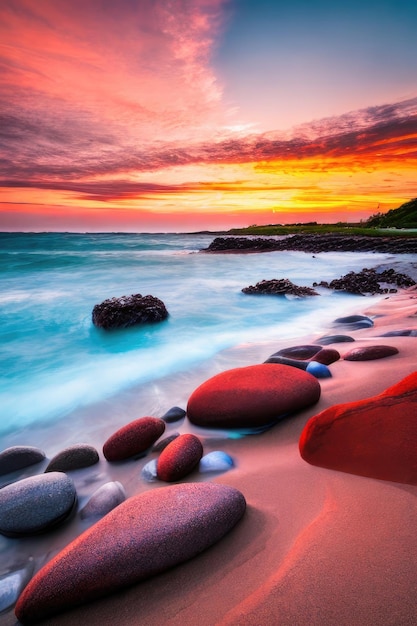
[[306, 361, 332, 378], [0, 561, 34, 613], [141, 459, 158, 482], [199, 451, 234, 473]]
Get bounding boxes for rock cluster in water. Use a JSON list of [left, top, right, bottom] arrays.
[[314, 267, 416, 295], [92, 293, 168, 329], [242, 278, 319, 297], [204, 234, 417, 254]]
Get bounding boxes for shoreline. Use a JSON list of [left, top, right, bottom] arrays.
[[2, 284, 417, 624]]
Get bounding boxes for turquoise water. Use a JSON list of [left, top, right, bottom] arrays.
[[0, 232, 400, 439]]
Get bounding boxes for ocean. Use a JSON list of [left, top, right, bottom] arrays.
[[0, 231, 406, 448]]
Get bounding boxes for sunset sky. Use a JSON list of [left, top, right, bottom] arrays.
[[1, 0, 416, 232]]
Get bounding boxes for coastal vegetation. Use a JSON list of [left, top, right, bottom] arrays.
[[222, 198, 417, 237]]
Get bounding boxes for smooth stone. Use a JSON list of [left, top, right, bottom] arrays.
[[156, 434, 203, 482], [103, 417, 166, 462], [0, 561, 34, 614], [199, 451, 234, 473], [264, 355, 308, 370], [0, 472, 76, 537], [152, 433, 180, 452], [15, 483, 246, 623], [271, 344, 322, 360], [306, 361, 332, 378], [299, 371, 417, 484], [79, 482, 126, 520], [45, 444, 99, 472], [380, 329, 417, 337], [333, 315, 374, 330], [0, 446, 45, 476], [343, 345, 399, 361], [315, 335, 355, 345], [187, 364, 321, 429], [141, 459, 158, 482], [310, 348, 340, 365], [161, 406, 186, 423]]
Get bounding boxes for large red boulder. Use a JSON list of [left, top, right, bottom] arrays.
[[157, 434, 203, 482], [103, 417, 165, 461], [187, 364, 321, 429], [299, 371, 417, 485]]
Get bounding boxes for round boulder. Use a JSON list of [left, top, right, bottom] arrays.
[[187, 364, 321, 429], [80, 481, 126, 520], [157, 434, 203, 482], [103, 417, 166, 462], [0, 472, 76, 537], [92, 293, 168, 330], [15, 483, 246, 623], [343, 345, 399, 361]]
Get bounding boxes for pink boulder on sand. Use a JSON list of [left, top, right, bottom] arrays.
[[299, 371, 417, 485], [187, 363, 321, 429], [15, 482, 246, 624], [103, 416, 165, 461], [157, 433, 203, 482]]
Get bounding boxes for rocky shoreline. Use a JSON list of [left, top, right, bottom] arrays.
[[203, 233, 417, 254]]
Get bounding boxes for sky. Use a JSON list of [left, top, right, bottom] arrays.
[[0, 0, 416, 232]]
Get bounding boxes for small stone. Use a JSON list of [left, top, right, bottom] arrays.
[[0, 473, 76, 537], [306, 361, 332, 378], [79, 482, 126, 520], [15, 483, 246, 623], [103, 417, 166, 462], [45, 444, 99, 472], [310, 348, 340, 365], [271, 344, 322, 360], [161, 407, 186, 423], [156, 434, 203, 482], [315, 335, 355, 345], [343, 345, 399, 361], [152, 433, 180, 452], [264, 355, 308, 370], [380, 329, 417, 337], [333, 315, 374, 330], [0, 446, 45, 476], [199, 451, 234, 473], [141, 459, 158, 482]]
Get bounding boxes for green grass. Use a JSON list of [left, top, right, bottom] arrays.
[[224, 223, 417, 237]]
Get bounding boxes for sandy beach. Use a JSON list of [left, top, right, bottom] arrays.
[[3, 284, 417, 625]]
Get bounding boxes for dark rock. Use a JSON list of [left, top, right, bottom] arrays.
[[0, 472, 76, 537], [333, 315, 374, 330], [242, 279, 318, 297], [156, 434, 203, 482], [299, 371, 417, 484], [0, 446, 45, 476], [314, 267, 415, 295], [15, 483, 246, 623], [272, 345, 322, 360], [103, 417, 166, 462], [343, 345, 399, 361], [187, 364, 321, 429], [92, 293, 168, 330], [315, 335, 355, 344], [45, 444, 99, 472], [380, 329, 417, 337], [161, 406, 186, 423], [152, 433, 180, 452], [264, 355, 308, 370], [80, 482, 126, 520], [310, 348, 340, 365]]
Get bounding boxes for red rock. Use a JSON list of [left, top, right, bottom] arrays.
[[157, 434, 203, 482], [310, 348, 340, 365], [187, 364, 321, 429], [103, 417, 165, 461], [299, 371, 417, 485], [15, 483, 246, 624], [343, 345, 399, 361]]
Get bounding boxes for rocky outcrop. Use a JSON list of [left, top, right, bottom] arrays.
[[92, 294, 168, 330], [203, 235, 417, 254], [242, 279, 318, 297], [314, 267, 415, 295]]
